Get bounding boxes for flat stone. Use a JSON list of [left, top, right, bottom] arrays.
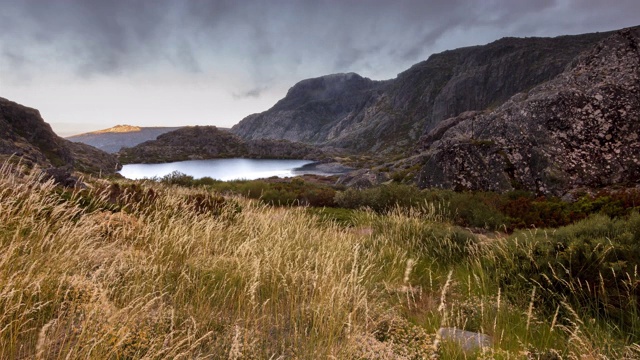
[[436, 327, 492, 352]]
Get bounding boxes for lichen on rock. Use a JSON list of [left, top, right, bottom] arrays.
[[416, 27, 640, 196]]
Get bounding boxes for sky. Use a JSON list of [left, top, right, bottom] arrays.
[[0, 0, 639, 137]]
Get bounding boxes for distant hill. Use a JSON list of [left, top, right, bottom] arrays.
[[67, 125, 184, 153], [0, 97, 120, 176], [231, 30, 612, 155], [118, 126, 326, 164]]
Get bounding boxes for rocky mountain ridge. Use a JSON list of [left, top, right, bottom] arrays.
[[231, 31, 612, 154], [0, 97, 120, 177], [415, 27, 640, 196], [117, 126, 327, 164]]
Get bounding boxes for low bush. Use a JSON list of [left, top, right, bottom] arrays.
[[334, 184, 425, 212], [158, 172, 338, 207], [335, 186, 640, 231], [223, 179, 337, 207], [489, 213, 640, 338], [306, 207, 362, 227]]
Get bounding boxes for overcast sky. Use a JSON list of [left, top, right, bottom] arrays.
[[0, 0, 638, 137]]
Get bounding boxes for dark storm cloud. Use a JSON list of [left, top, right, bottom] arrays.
[[1, 0, 639, 88]]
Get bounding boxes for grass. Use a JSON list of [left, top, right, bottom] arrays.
[[0, 161, 639, 358]]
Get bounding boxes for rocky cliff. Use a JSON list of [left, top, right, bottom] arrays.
[[118, 126, 327, 164], [67, 125, 183, 153], [231, 73, 386, 147], [231, 31, 611, 154], [0, 97, 120, 176], [416, 27, 640, 196]]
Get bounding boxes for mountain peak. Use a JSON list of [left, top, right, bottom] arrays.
[[282, 72, 374, 100], [232, 28, 613, 153], [92, 125, 142, 134]]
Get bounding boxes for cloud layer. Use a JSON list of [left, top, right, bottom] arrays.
[[0, 0, 638, 133], [3, 0, 639, 82]]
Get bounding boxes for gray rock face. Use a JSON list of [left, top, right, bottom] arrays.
[[231, 73, 386, 146], [417, 27, 640, 195], [0, 97, 120, 175], [293, 161, 354, 174], [0, 97, 74, 167], [232, 32, 611, 154], [337, 169, 391, 189]]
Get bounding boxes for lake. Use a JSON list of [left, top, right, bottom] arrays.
[[119, 158, 333, 181]]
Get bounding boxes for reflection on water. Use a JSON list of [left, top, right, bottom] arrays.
[[119, 158, 319, 181]]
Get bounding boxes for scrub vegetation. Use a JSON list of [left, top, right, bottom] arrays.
[[1, 162, 638, 359]]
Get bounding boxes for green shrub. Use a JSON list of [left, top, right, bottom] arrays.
[[335, 186, 640, 232], [208, 179, 337, 207], [490, 213, 640, 338], [160, 171, 196, 186], [447, 191, 507, 230], [334, 184, 425, 212], [306, 207, 362, 227]]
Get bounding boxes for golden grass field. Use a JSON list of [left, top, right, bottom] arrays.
[[0, 162, 638, 359]]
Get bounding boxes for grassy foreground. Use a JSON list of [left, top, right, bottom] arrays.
[[0, 163, 638, 359]]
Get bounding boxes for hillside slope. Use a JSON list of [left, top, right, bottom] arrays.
[[231, 31, 611, 154], [67, 125, 183, 153], [416, 27, 640, 196], [0, 97, 120, 175], [118, 126, 326, 164]]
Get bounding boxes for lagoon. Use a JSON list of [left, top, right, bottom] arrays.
[[119, 158, 330, 181]]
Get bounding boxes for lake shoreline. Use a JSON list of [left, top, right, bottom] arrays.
[[119, 158, 350, 181], [292, 161, 355, 175]]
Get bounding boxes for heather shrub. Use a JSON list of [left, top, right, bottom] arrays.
[[489, 213, 640, 338]]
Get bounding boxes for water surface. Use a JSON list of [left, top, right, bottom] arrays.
[[119, 158, 325, 181]]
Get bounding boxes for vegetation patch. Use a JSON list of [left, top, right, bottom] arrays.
[[1, 162, 638, 358]]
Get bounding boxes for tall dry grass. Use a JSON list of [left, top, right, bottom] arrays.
[[0, 162, 434, 359], [0, 161, 638, 359]]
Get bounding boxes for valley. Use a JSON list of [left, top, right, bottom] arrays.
[[1, 23, 639, 359]]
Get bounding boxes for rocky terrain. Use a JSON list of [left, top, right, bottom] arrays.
[[415, 27, 640, 196], [4, 25, 637, 196], [0, 97, 120, 178], [67, 125, 183, 153], [232, 31, 611, 154], [117, 126, 328, 164]]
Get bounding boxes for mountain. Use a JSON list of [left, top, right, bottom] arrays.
[[117, 126, 326, 164], [415, 27, 640, 196], [67, 125, 183, 153], [0, 97, 120, 177], [231, 31, 612, 154]]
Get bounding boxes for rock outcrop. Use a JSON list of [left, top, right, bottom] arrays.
[[0, 97, 120, 176], [231, 73, 386, 146], [117, 126, 327, 164], [435, 328, 492, 353], [231, 31, 611, 154], [416, 27, 640, 195]]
